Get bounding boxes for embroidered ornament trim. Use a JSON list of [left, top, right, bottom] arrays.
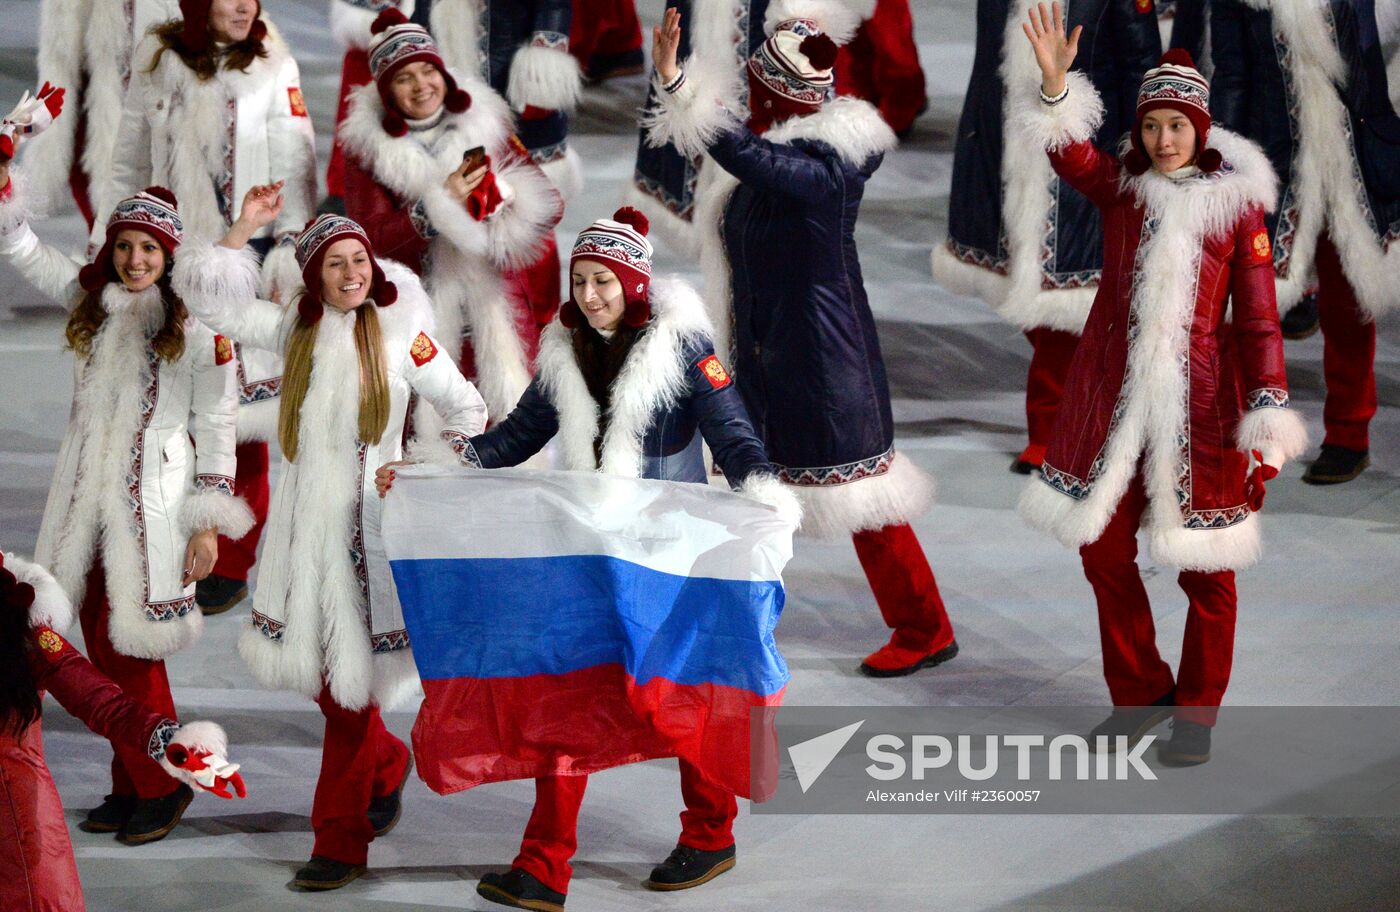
[[410, 332, 438, 366], [697, 355, 731, 389]]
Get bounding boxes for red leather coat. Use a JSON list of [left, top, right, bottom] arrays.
[[1018, 81, 1306, 572], [1, 628, 171, 912]]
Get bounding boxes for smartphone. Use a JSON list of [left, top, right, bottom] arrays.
[[462, 145, 487, 172]]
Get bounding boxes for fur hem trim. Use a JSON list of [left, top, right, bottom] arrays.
[[107, 599, 203, 660], [1236, 406, 1308, 465], [1149, 513, 1261, 572], [506, 44, 582, 113], [930, 242, 1093, 332], [622, 181, 700, 258], [5, 552, 74, 632], [538, 146, 584, 202], [740, 474, 804, 529], [761, 96, 897, 167], [791, 453, 935, 540], [331, 0, 415, 50], [1018, 475, 1112, 548], [764, 0, 868, 45], [1012, 70, 1105, 152], [179, 491, 255, 540], [236, 398, 279, 443], [259, 243, 302, 303], [641, 64, 742, 160], [238, 621, 322, 701]]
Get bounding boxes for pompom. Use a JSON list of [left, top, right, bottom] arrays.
[[77, 260, 108, 292], [1196, 147, 1223, 173], [558, 299, 583, 329], [1122, 147, 1151, 176], [622, 297, 651, 328], [1158, 48, 1197, 70], [375, 279, 398, 307], [371, 8, 409, 35], [445, 88, 472, 114], [381, 111, 409, 138], [798, 33, 839, 71], [142, 186, 179, 209], [297, 294, 324, 325], [611, 206, 650, 237]]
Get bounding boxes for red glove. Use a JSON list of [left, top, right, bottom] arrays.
[[165, 743, 247, 800], [1244, 449, 1280, 512], [1, 83, 66, 160], [466, 163, 505, 221]]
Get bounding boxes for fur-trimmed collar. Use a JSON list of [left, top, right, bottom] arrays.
[[100, 282, 166, 331], [138, 15, 292, 92], [535, 275, 714, 476], [338, 72, 513, 201], [760, 96, 897, 168], [1119, 126, 1279, 229]]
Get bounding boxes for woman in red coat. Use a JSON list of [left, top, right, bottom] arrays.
[[0, 552, 244, 912], [1017, 4, 1307, 765]]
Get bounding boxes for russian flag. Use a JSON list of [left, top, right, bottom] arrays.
[[381, 466, 793, 800]]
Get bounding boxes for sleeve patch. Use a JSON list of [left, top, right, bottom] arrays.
[[696, 354, 731, 390], [1135, 0, 1154, 12], [214, 334, 233, 365], [288, 87, 308, 117], [1251, 230, 1272, 261], [35, 627, 69, 657], [410, 331, 438, 367]]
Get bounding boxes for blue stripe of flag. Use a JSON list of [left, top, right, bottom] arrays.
[[390, 555, 790, 696]]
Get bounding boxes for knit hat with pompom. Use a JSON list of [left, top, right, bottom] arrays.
[[563, 207, 654, 329]]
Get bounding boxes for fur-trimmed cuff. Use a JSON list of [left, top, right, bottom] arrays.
[[1236, 401, 1308, 465], [406, 428, 477, 467], [506, 44, 582, 113], [173, 242, 262, 325], [641, 62, 741, 159], [156, 719, 230, 777], [259, 241, 303, 303], [740, 473, 803, 529], [3, 551, 74, 632], [179, 490, 256, 539], [480, 157, 563, 271], [1012, 70, 1105, 152]]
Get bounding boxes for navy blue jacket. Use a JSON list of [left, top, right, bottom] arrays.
[[481, 0, 573, 161]]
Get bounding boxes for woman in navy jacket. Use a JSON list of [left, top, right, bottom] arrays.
[[643, 1, 956, 679]]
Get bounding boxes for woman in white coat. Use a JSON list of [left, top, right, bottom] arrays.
[[174, 184, 490, 891], [98, 0, 319, 615], [0, 149, 251, 845]]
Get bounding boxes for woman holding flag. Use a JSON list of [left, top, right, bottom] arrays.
[[174, 184, 489, 890], [377, 207, 799, 911]]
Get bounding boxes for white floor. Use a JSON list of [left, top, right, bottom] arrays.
[[3, 2, 1399, 910]]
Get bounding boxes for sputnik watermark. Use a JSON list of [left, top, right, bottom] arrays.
[[864, 734, 1157, 782]]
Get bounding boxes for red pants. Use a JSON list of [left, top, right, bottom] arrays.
[[852, 522, 955, 653], [835, 0, 927, 134], [77, 563, 181, 799], [514, 760, 737, 895], [327, 49, 372, 200], [569, 0, 643, 78], [1315, 234, 1377, 451], [310, 685, 411, 865], [211, 441, 270, 582], [1024, 327, 1080, 452], [1078, 474, 1237, 727]]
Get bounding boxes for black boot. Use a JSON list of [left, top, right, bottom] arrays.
[[195, 574, 248, 615], [367, 755, 413, 837], [1303, 445, 1370, 485], [644, 843, 737, 891], [79, 793, 138, 833], [1088, 691, 1175, 753], [1280, 294, 1320, 340], [117, 783, 193, 845], [292, 855, 368, 891], [477, 867, 566, 912], [1158, 719, 1212, 766]]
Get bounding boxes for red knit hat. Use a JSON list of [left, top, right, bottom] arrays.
[[747, 18, 838, 133], [562, 207, 654, 329], [178, 0, 267, 53], [293, 215, 397, 324], [1125, 49, 1220, 175], [368, 8, 470, 137], [78, 187, 183, 292]]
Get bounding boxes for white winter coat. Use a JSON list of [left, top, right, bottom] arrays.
[[174, 242, 490, 712]]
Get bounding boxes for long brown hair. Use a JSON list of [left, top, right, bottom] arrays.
[[148, 18, 269, 81], [66, 269, 188, 363], [278, 302, 391, 462]]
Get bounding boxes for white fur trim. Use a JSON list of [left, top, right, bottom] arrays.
[[174, 242, 263, 318], [1235, 406, 1308, 465], [259, 242, 303, 304], [764, 0, 868, 45], [168, 720, 228, 756], [4, 552, 74, 632], [539, 146, 584, 202], [19, 0, 86, 209], [641, 64, 743, 160], [760, 95, 898, 166], [506, 44, 582, 113], [331, 0, 415, 51], [622, 180, 701, 258], [405, 429, 468, 467], [236, 398, 280, 443], [179, 491, 255, 540], [430, 0, 483, 77], [1012, 70, 1105, 152], [739, 474, 803, 529], [930, 242, 1096, 333], [792, 453, 935, 540], [1018, 129, 1278, 573]]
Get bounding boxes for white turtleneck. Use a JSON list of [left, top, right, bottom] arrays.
[[406, 106, 448, 133], [1162, 164, 1201, 181]]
